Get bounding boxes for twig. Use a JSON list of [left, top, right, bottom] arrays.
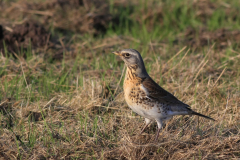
[[19, 9, 53, 16], [192, 60, 209, 82], [165, 46, 187, 65], [206, 67, 226, 97], [43, 97, 56, 109]]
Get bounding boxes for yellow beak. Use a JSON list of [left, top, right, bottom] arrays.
[[112, 51, 121, 56]]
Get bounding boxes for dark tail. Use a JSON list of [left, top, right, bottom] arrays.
[[192, 111, 215, 121]]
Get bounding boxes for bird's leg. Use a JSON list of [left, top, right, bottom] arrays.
[[154, 128, 161, 142], [154, 120, 163, 142], [139, 118, 151, 135]]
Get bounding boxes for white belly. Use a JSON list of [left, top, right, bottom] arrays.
[[127, 103, 164, 120]]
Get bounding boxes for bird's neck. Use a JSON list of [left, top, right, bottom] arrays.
[[125, 64, 148, 81]]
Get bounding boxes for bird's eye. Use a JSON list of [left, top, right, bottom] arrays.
[[125, 53, 130, 57]]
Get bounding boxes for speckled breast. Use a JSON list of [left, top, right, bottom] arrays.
[[124, 78, 158, 117]]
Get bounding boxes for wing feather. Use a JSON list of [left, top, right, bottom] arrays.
[[142, 77, 191, 112]]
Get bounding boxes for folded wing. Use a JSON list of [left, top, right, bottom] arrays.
[[142, 77, 192, 113]]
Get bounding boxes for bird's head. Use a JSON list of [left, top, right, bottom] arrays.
[[112, 49, 148, 78]]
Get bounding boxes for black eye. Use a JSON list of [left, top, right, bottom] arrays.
[[125, 53, 130, 57]]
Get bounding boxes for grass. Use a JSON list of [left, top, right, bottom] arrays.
[[0, 0, 240, 159]]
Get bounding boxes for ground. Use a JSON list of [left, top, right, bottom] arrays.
[[0, 0, 240, 159]]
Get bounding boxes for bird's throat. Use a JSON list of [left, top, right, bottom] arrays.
[[125, 63, 148, 80], [125, 65, 144, 81]]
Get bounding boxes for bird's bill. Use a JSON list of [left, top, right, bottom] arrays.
[[112, 51, 121, 56]]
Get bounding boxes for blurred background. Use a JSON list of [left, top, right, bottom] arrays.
[[1, 0, 240, 58]]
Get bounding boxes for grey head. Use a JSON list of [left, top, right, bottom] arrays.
[[112, 49, 149, 78]]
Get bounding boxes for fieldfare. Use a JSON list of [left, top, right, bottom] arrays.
[[113, 49, 215, 141]]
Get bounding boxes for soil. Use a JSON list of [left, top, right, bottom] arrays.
[[15, 0, 113, 35], [0, 0, 116, 58], [0, 22, 49, 56]]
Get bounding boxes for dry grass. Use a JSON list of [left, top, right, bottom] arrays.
[[0, 0, 240, 159], [1, 43, 239, 159]]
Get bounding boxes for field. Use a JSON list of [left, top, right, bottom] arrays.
[[0, 0, 240, 159]]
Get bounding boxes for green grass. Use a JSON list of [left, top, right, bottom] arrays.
[[108, 0, 240, 43], [0, 0, 240, 159]]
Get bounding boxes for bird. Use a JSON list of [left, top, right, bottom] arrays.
[[112, 49, 215, 141]]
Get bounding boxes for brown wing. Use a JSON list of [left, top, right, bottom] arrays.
[[142, 77, 192, 112]]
